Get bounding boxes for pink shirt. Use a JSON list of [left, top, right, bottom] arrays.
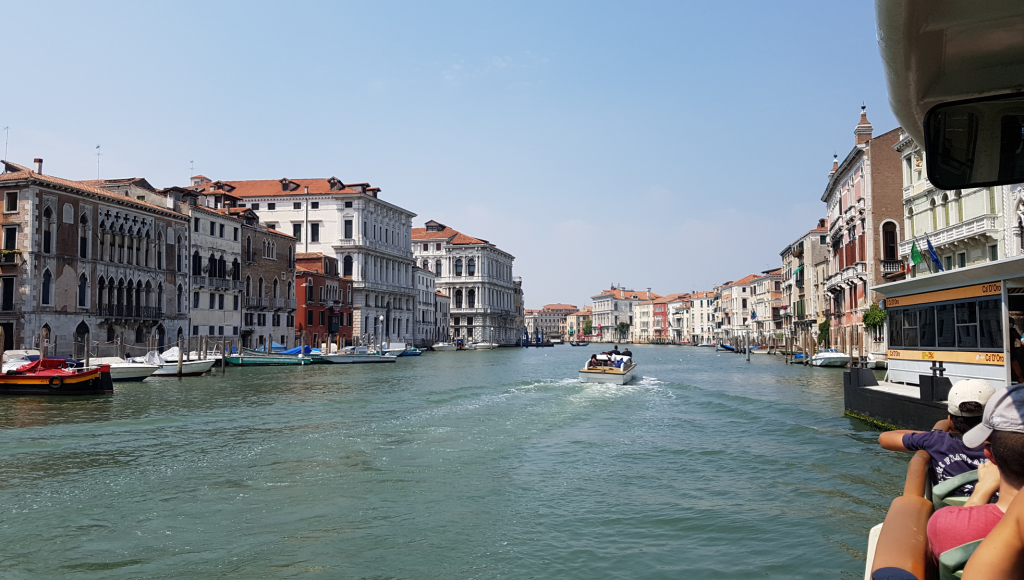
[[926, 503, 1004, 561]]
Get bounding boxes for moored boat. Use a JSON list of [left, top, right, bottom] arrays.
[[569, 340, 590, 347], [470, 342, 498, 350], [431, 342, 457, 352], [132, 349, 219, 377], [89, 356, 160, 382], [320, 345, 396, 364], [810, 348, 851, 368], [0, 358, 113, 396], [578, 355, 637, 385]]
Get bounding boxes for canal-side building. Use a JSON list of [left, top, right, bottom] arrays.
[[716, 274, 758, 345], [435, 290, 450, 343], [750, 269, 783, 344], [656, 293, 690, 343], [780, 220, 829, 350], [413, 266, 437, 346], [234, 209, 296, 349], [294, 253, 352, 348], [895, 133, 1020, 278], [0, 159, 190, 352], [590, 287, 659, 343], [632, 299, 654, 343], [412, 220, 519, 345], [186, 175, 416, 346], [683, 290, 716, 345], [821, 107, 903, 359], [566, 306, 592, 340]]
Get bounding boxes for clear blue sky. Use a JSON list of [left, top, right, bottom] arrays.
[[2, 1, 897, 308]]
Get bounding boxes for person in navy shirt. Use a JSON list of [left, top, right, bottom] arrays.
[[879, 379, 996, 495]]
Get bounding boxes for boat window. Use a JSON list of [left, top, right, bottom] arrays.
[[903, 309, 919, 347], [888, 309, 903, 347], [917, 306, 936, 348], [978, 298, 1003, 349], [956, 302, 978, 349], [935, 304, 956, 348]]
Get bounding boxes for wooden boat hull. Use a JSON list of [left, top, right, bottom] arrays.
[[319, 354, 397, 364], [569, 341, 590, 347], [150, 359, 218, 376], [578, 363, 637, 385], [0, 366, 113, 396]]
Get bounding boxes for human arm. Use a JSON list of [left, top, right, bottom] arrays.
[[962, 490, 1024, 580], [963, 461, 1001, 507], [932, 418, 951, 432], [879, 430, 922, 452]]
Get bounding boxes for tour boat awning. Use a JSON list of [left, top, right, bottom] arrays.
[[872, 254, 1024, 298]]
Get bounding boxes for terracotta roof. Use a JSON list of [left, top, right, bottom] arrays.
[[411, 223, 488, 245], [435, 290, 449, 298], [590, 288, 661, 300], [78, 177, 157, 192], [296, 252, 324, 260], [567, 310, 592, 317], [1, 161, 185, 219], [296, 265, 331, 275], [654, 292, 691, 304], [542, 303, 577, 311], [723, 274, 759, 288], [185, 177, 374, 198]]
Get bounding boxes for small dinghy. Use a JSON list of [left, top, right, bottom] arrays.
[[89, 357, 159, 382]]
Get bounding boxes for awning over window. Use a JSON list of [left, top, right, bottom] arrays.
[[793, 265, 804, 275]]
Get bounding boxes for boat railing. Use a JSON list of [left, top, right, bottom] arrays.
[[868, 450, 933, 579]]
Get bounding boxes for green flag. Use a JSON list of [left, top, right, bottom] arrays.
[[910, 241, 924, 265]]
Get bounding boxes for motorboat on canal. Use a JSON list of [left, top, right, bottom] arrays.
[[431, 342, 457, 352], [470, 342, 499, 350], [383, 343, 422, 357], [578, 354, 636, 385], [132, 348, 218, 377], [0, 358, 114, 396], [320, 345, 396, 364], [810, 348, 851, 368], [89, 356, 160, 382]]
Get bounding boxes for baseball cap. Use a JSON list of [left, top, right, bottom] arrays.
[[946, 379, 996, 416], [963, 383, 1024, 449]]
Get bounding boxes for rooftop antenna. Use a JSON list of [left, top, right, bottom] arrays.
[[95, 145, 101, 179], [190, 160, 194, 181], [3, 126, 8, 162]]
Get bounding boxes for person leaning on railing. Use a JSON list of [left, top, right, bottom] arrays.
[[878, 379, 996, 496], [931, 384, 1024, 564]]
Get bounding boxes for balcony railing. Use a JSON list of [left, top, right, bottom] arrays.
[[1, 250, 22, 266], [245, 297, 267, 309], [96, 305, 163, 319], [210, 278, 231, 290], [898, 214, 1000, 257], [192, 275, 207, 287], [272, 298, 297, 309], [881, 259, 903, 275]]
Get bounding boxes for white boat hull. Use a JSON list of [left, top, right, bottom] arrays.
[[89, 357, 159, 382], [471, 343, 498, 350], [811, 355, 851, 367], [150, 359, 218, 376], [578, 364, 637, 385], [319, 353, 397, 364], [432, 344, 457, 351]]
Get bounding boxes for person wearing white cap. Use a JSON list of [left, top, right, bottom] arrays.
[[927, 383, 1024, 563], [879, 379, 997, 496]]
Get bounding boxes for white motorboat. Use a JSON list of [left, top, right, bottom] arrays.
[[133, 348, 218, 377], [810, 348, 852, 368], [431, 342, 457, 352], [866, 352, 888, 369], [320, 345, 397, 364], [579, 354, 637, 384], [89, 356, 159, 382], [550, 338, 563, 345], [470, 342, 498, 350]]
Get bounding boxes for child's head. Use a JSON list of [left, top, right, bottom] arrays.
[[947, 379, 996, 434]]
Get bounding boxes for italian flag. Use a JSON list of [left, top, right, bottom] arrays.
[[907, 242, 924, 274]]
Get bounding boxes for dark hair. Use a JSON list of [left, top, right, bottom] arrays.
[[950, 414, 983, 435], [989, 430, 1024, 488]]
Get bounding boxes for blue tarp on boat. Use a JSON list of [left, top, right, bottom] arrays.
[[281, 346, 311, 355]]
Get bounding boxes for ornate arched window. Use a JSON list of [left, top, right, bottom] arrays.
[[882, 222, 898, 262], [41, 270, 52, 306], [343, 255, 353, 277], [468, 258, 475, 276], [435, 260, 441, 277], [78, 274, 88, 308], [455, 259, 463, 277]]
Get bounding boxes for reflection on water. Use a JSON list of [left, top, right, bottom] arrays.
[[0, 345, 906, 579]]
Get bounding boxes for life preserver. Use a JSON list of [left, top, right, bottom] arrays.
[[48, 376, 63, 388]]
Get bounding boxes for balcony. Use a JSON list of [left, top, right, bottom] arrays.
[[272, 298, 297, 310], [192, 275, 207, 288], [245, 297, 267, 309], [210, 278, 231, 290], [825, 261, 866, 293], [1, 250, 22, 266], [881, 259, 903, 276], [898, 214, 1000, 257], [96, 305, 163, 319]]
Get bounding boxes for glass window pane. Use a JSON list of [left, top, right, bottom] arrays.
[[904, 310, 918, 327], [978, 298, 1003, 349], [957, 324, 978, 349], [956, 302, 977, 324], [936, 304, 956, 348], [888, 309, 903, 347], [918, 307, 936, 347]]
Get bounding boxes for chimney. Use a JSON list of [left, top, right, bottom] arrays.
[[33, 158, 43, 173], [829, 153, 839, 178], [647, 288, 651, 300], [855, 104, 873, 145]]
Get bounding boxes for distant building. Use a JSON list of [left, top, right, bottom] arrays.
[[294, 253, 353, 348], [233, 208, 297, 349], [750, 270, 783, 343], [414, 267, 436, 346], [536, 303, 577, 338], [412, 220, 519, 345], [590, 287, 659, 343], [434, 290, 450, 343], [716, 274, 758, 344], [565, 307, 592, 340], [780, 220, 829, 350]]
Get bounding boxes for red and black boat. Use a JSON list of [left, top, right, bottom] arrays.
[[0, 358, 114, 396]]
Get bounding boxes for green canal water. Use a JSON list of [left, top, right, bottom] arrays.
[[0, 345, 907, 579]]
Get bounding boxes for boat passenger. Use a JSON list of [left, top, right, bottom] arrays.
[[961, 490, 1024, 580], [879, 379, 996, 496], [622, 347, 632, 358], [611, 345, 621, 356], [1010, 317, 1023, 384], [927, 384, 1024, 563], [588, 354, 600, 369]]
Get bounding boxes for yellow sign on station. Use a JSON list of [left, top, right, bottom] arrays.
[[887, 349, 1005, 366], [885, 282, 1001, 308]]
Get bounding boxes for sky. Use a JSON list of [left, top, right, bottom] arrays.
[[1, 1, 898, 309]]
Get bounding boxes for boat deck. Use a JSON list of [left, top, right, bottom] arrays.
[[864, 381, 921, 399]]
